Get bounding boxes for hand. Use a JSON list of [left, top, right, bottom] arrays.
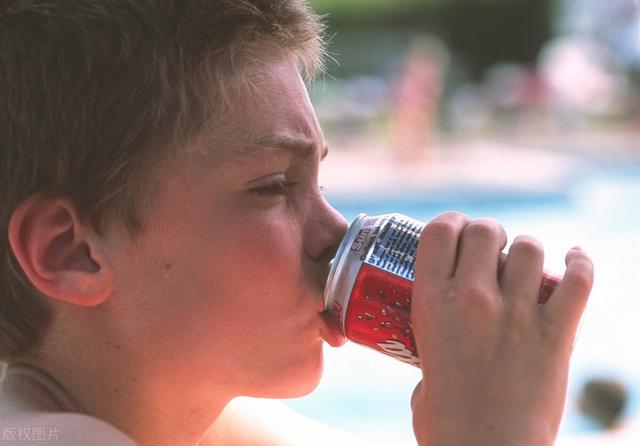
[[410, 212, 593, 446]]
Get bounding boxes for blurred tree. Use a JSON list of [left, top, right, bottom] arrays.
[[311, 0, 552, 79]]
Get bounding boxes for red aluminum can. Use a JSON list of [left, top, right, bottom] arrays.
[[324, 213, 560, 367]]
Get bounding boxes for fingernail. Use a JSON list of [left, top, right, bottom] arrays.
[[566, 246, 586, 261]]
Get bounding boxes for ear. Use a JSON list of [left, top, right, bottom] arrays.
[[7, 195, 114, 307]]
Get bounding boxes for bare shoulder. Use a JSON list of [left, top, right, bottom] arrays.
[[0, 412, 137, 445], [201, 397, 371, 446]]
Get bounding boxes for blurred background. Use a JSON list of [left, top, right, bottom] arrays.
[[282, 0, 640, 444]]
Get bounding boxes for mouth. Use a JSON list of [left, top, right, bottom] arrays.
[[319, 311, 347, 347], [316, 260, 345, 347]]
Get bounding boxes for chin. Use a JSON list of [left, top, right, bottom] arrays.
[[255, 348, 325, 399], [286, 360, 324, 398]]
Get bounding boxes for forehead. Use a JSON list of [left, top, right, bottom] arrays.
[[190, 57, 323, 165]]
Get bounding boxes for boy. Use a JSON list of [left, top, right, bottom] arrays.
[[0, 1, 594, 445]]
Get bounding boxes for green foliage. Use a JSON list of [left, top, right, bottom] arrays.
[[310, 0, 548, 16], [310, 0, 439, 20], [310, 0, 551, 26]]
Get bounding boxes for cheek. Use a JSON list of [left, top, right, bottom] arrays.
[[175, 217, 302, 315], [111, 217, 320, 391], [202, 217, 307, 320], [219, 214, 301, 274], [113, 212, 304, 333]]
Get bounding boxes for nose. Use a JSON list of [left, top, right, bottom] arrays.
[[303, 197, 349, 264]]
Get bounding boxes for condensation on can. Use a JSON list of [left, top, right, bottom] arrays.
[[324, 213, 560, 368], [324, 213, 423, 366]]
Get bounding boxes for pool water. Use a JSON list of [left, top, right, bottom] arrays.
[[282, 160, 640, 445]]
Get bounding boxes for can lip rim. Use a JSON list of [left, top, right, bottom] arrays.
[[323, 213, 369, 310]]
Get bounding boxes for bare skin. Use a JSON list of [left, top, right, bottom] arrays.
[[3, 53, 594, 445], [6, 55, 348, 445], [410, 212, 593, 445]]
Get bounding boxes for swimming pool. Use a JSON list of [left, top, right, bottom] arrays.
[[282, 158, 640, 444]]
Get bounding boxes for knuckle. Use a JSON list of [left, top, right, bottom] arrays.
[[452, 282, 499, 313], [435, 210, 469, 221], [421, 219, 458, 241], [464, 218, 503, 240], [510, 235, 544, 257], [422, 211, 470, 238]]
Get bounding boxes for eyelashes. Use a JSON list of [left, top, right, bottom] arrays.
[[250, 180, 299, 197], [249, 181, 326, 198]]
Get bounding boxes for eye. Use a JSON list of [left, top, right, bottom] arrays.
[[250, 180, 298, 197]]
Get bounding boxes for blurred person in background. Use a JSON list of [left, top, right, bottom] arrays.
[[557, 378, 640, 445], [389, 35, 448, 161], [580, 378, 628, 430], [538, 35, 631, 130]]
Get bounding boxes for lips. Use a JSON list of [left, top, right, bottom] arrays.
[[320, 311, 346, 347], [316, 261, 346, 347]]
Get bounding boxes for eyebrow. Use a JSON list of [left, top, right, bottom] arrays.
[[240, 135, 329, 161]]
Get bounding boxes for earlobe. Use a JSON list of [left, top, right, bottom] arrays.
[[8, 196, 114, 307]]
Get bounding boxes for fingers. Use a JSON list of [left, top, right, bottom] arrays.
[[455, 218, 507, 284], [500, 235, 545, 304], [415, 212, 593, 347], [413, 212, 470, 371], [544, 247, 594, 339], [415, 212, 471, 282]]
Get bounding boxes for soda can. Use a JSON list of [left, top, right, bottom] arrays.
[[324, 213, 560, 367]]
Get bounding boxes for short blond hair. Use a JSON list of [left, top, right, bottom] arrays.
[[0, 0, 325, 361]]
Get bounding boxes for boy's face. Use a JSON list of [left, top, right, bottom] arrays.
[[103, 56, 347, 399]]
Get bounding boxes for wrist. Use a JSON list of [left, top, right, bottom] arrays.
[[414, 413, 557, 446], [416, 425, 555, 446]]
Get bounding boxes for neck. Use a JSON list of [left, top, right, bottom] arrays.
[[23, 310, 232, 446]]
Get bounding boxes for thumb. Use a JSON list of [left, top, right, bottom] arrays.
[[544, 247, 594, 342], [411, 380, 425, 413]]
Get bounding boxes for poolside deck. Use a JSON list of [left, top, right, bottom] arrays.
[[320, 130, 640, 198]]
